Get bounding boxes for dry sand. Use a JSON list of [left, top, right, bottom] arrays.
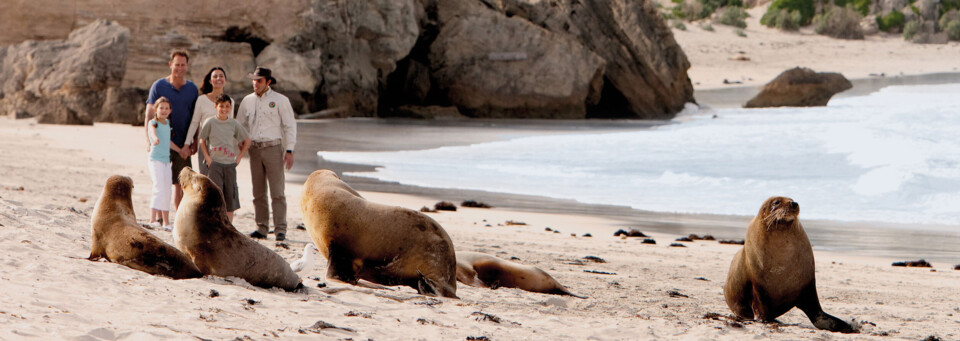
[[673, 5, 960, 91], [2, 113, 960, 340]]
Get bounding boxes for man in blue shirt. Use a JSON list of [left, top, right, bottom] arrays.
[[145, 49, 199, 209]]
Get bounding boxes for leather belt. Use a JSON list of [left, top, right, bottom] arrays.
[[251, 139, 282, 148]]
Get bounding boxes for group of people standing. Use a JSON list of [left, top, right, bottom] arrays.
[[144, 49, 298, 242]]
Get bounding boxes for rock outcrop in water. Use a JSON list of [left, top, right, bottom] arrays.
[[0, 0, 693, 123], [744, 67, 852, 108]]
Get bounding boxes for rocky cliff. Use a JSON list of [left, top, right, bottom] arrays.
[[0, 0, 693, 123]]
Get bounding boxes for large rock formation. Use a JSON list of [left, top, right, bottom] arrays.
[[0, 20, 130, 125], [0, 0, 693, 122], [744, 67, 852, 108]]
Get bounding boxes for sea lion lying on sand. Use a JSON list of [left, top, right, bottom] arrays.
[[456, 251, 586, 298], [88, 175, 201, 279], [300, 169, 458, 298], [176, 167, 302, 291], [724, 196, 857, 333]]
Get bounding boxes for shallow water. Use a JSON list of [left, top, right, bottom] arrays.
[[318, 83, 960, 227]]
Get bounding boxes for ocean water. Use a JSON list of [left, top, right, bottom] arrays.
[[319, 83, 960, 226]]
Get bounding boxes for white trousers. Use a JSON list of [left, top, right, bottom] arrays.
[[149, 160, 172, 211]]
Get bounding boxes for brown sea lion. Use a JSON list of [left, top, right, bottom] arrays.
[[176, 167, 302, 291], [88, 175, 201, 279], [300, 169, 457, 298], [456, 251, 586, 298], [724, 196, 857, 333]]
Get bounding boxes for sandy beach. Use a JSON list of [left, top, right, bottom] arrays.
[[3, 6, 960, 338], [2, 113, 960, 340]]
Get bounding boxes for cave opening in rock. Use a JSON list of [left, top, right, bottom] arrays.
[[586, 76, 633, 119], [377, 16, 448, 117], [216, 24, 272, 57]]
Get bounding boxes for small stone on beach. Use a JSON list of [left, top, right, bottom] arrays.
[[434, 201, 457, 211], [892, 259, 932, 268], [461, 200, 491, 208], [505, 220, 526, 226], [642, 238, 656, 244], [420, 206, 437, 213], [719, 240, 744, 245], [675, 237, 693, 242], [613, 228, 647, 237], [208, 289, 219, 298], [669, 243, 687, 248]]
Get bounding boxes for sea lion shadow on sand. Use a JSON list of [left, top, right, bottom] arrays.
[[300, 169, 458, 298], [88, 175, 202, 279], [176, 167, 303, 292], [724, 196, 859, 333], [455, 251, 587, 299]]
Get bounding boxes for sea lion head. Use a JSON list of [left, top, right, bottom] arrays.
[[103, 175, 134, 200], [96, 175, 135, 214], [758, 196, 800, 230], [178, 167, 226, 212]]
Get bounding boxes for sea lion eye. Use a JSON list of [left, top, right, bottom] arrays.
[[772, 200, 780, 206]]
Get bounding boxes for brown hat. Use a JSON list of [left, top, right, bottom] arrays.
[[247, 66, 277, 85]]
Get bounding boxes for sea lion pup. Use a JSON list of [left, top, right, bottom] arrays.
[[724, 196, 858, 333], [176, 168, 302, 291], [88, 175, 201, 279], [456, 251, 586, 298], [300, 169, 458, 298]]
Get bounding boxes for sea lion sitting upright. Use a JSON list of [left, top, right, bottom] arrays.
[[456, 251, 586, 298], [88, 175, 201, 279], [300, 169, 458, 298], [176, 167, 302, 291], [724, 196, 857, 333]]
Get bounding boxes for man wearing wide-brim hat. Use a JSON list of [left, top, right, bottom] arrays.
[[236, 66, 297, 242]]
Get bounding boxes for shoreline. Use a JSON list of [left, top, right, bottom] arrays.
[[289, 104, 960, 264]]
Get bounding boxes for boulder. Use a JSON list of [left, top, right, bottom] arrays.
[[428, 0, 605, 118], [494, 0, 694, 119], [744, 67, 852, 108], [0, 20, 129, 124], [97, 87, 148, 125], [256, 44, 320, 93], [290, 0, 422, 116], [191, 41, 256, 95], [913, 0, 940, 22], [878, 0, 908, 15]]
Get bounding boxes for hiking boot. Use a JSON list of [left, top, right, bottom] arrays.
[[276, 233, 286, 242], [249, 231, 267, 239]]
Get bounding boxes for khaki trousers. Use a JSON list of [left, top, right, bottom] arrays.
[[248, 143, 287, 234]]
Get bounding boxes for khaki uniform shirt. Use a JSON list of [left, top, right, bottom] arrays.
[[236, 88, 297, 152]]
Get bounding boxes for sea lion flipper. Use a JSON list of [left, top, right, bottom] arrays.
[[325, 245, 358, 284], [796, 282, 859, 333]]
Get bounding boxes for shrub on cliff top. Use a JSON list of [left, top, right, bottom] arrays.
[[832, 0, 872, 16], [766, 8, 803, 30], [717, 6, 749, 28], [945, 20, 960, 40], [877, 10, 906, 33], [940, 9, 959, 31], [761, 0, 815, 27], [902, 20, 922, 40], [814, 5, 865, 39]]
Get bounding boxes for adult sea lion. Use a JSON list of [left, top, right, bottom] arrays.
[[88, 175, 201, 279], [300, 169, 458, 298], [176, 167, 302, 291], [724, 196, 857, 333], [456, 251, 586, 298]]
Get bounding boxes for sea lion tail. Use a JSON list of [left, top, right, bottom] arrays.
[[550, 287, 588, 299]]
